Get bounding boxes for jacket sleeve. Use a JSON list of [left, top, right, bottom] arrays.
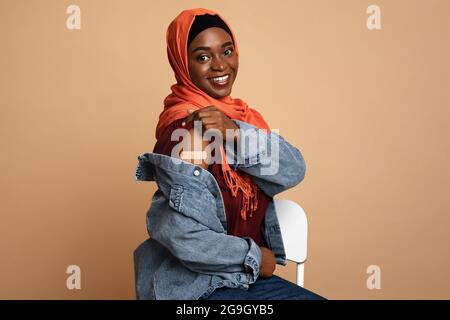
[[226, 119, 307, 197], [147, 189, 262, 284]]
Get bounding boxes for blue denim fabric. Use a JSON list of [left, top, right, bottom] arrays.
[[201, 275, 326, 300], [133, 120, 307, 300]]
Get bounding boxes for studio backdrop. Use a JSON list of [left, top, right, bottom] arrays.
[[1, 0, 449, 299]]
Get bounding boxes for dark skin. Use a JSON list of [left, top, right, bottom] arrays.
[[186, 27, 239, 136], [185, 27, 276, 278], [188, 27, 238, 99]]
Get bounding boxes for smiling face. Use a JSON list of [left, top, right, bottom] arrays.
[[187, 27, 239, 99]]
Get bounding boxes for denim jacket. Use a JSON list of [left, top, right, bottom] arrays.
[[133, 120, 306, 300]]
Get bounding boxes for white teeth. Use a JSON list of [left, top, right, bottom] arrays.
[[210, 74, 229, 83]]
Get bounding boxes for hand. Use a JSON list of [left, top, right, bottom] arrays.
[[185, 105, 239, 142], [259, 246, 276, 278]]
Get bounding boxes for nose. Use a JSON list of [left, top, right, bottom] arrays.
[[210, 56, 225, 71]]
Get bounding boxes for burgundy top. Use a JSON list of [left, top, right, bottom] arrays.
[[153, 117, 270, 246]]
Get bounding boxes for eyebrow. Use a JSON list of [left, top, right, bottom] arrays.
[[191, 41, 234, 53]]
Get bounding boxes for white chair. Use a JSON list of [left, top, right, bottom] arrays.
[[274, 199, 308, 287]]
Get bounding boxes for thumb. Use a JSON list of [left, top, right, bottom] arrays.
[[185, 109, 195, 124]]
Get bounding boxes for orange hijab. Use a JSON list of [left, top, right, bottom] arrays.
[[156, 8, 270, 220]]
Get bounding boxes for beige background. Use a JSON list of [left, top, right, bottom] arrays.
[[1, 0, 449, 299]]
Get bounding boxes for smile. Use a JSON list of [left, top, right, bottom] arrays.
[[208, 74, 230, 87]]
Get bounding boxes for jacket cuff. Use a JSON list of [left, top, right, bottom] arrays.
[[241, 237, 261, 283]]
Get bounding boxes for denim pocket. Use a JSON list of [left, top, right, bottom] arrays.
[[168, 184, 184, 212], [168, 183, 224, 233]]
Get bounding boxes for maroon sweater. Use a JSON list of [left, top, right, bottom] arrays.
[[153, 117, 270, 246]]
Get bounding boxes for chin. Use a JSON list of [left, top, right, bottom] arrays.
[[209, 88, 232, 99], [212, 93, 227, 99]]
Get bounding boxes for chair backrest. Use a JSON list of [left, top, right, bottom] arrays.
[[273, 199, 308, 287]]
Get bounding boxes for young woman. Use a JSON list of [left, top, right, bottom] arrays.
[[134, 8, 325, 300]]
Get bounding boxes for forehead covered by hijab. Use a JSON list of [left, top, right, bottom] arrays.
[[187, 14, 234, 49]]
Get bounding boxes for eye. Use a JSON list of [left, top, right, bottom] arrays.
[[197, 55, 210, 62], [224, 48, 233, 56]]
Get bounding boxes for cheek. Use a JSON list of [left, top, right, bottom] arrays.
[[230, 57, 239, 73], [189, 63, 209, 82]]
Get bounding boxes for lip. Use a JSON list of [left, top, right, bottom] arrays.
[[207, 73, 231, 89]]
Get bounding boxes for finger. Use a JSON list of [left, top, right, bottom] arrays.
[[197, 105, 220, 115], [201, 118, 218, 127], [198, 110, 222, 120], [203, 122, 222, 134], [186, 106, 219, 124], [202, 119, 218, 127], [195, 114, 217, 122], [185, 109, 197, 124]]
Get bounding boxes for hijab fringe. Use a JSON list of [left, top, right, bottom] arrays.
[[220, 147, 258, 220]]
